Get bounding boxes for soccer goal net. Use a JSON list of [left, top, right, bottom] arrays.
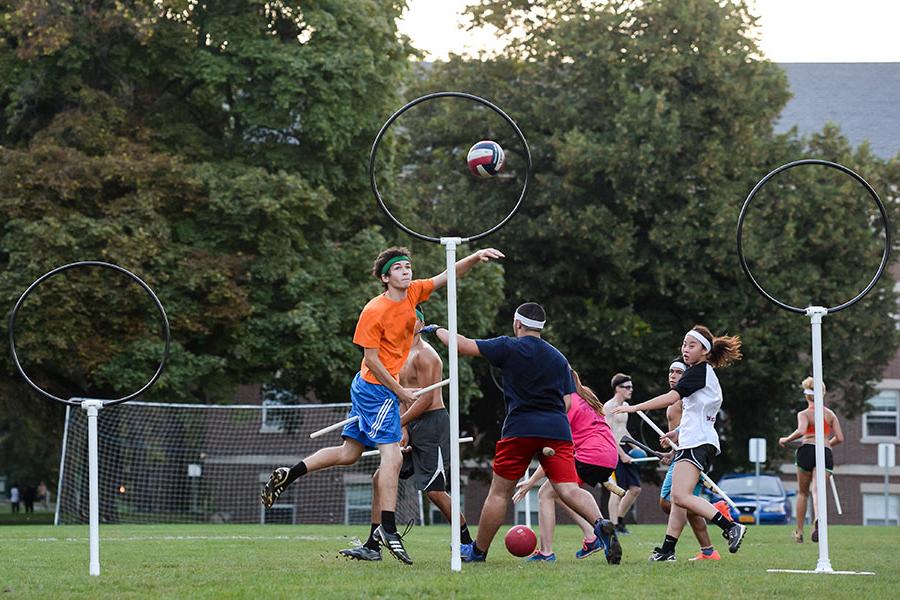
[[55, 401, 422, 526]]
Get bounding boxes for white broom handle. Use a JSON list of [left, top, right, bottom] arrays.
[[361, 436, 473, 458], [829, 473, 842, 515], [635, 409, 738, 510], [309, 378, 451, 438]]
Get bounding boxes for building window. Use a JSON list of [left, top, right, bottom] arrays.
[[862, 493, 899, 526], [863, 390, 900, 439], [345, 483, 372, 525]]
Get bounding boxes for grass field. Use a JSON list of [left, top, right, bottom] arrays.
[[2, 523, 898, 599]]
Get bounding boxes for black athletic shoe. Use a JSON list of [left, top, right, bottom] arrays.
[[260, 467, 289, 508], [339, 546, 382, 561], [594, 519, 622, 565], [375, 525, 413, 565], [614, 522, 630, 535], [723, 523, 747, 554], [649, 547, 676, 562]]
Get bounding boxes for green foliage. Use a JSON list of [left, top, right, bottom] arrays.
[[403, 0, 900, 467]]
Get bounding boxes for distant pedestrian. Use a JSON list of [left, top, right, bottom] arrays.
[[37, 481, 49, 510], [23, 485, 35, 514], [9, 483, 20, 513]]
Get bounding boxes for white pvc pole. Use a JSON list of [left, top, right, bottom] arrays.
[[830, 474, 843, 515], [807, 306, 833, 572], [523, 467, 532, 528], [82, 399, 103, 576], [443, 237, 462, 572], [54, 405, 71, 527]]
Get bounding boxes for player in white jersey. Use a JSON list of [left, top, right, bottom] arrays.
[[613, 326, 745, 560]]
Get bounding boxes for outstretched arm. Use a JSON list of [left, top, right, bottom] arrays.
[[430, 248, 504, 291], [612, 390, 680, 415], [425, 326, 481, 357]]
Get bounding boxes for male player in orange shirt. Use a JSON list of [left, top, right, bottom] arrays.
[[261, 245, 503, 564]]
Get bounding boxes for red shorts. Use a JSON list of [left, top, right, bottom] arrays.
[[493, 437, 579, 483]]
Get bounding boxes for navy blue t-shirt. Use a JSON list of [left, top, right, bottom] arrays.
[[475, 335, 575, 441]]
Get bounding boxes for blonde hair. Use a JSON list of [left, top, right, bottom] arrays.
[[801, 376, 826, 395], [572, 369, 604, 415], [690, 325, 742, 369]]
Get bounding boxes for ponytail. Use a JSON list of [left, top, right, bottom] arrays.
[[572, 369, 604, 415], [691, 325, 742, 369]]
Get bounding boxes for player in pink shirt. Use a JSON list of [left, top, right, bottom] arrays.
[[514, 369, 620, 561]]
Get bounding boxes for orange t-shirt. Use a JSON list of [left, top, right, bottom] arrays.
[[354, 279, 435, 384]]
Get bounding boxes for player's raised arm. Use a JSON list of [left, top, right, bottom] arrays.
[[430, 248, 504, 291]]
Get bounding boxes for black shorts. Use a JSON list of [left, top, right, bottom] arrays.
[[399, 409, 451, 492], [673, 444, 716, 473], [795, 444, 834, 472], [615, 457, 642, 489], [575, 460, 615, 487]]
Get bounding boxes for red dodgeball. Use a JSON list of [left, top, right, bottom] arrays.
[[504, 525, 537, 557]]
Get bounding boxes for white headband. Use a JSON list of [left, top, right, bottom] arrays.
[[803, 388, 815, 396], [669, 361, 687, 372], [686, 330, 711, 351], [514, 311, 545, 330]]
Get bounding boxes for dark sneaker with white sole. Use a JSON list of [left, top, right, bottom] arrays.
[[723, 523, 747, 553], [649, 547, 676, 562], [375, 525, 413, 565], [339, 546, 382, 561], [260, 467, 290, 508]]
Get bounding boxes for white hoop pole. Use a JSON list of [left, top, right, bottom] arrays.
[[81, 399, 103, 576], [54, 405, 71, 527], [635, 409, 738, 510], [443, 237, 463, 572], [807, 306, 833, 572], [523, 467, 532, 528], [309, 379, 450, 438], [830, 474, 843, 515]]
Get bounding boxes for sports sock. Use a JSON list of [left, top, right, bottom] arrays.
[[711, 512, 734, 532], [460, 524, 473, 545], [661, 534, 678, 553], [700, 546, 714, 556], [381, 510, 397, 534], [285, 461, 308, 485], [364, 523, 380, 550]]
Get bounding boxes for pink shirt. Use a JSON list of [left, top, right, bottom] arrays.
[[568, 392, 618, 468]]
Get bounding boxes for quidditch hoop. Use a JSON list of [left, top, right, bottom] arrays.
[[736, 159, 891, 314], [8, 261, 171, 406], [369, 91, 532, 244]]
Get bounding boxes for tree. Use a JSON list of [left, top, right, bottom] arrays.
[[400, 0, 900, 468], [0, 1, 506, 486]]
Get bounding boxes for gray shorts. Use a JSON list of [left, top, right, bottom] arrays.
[[400, 409, 451, 492]]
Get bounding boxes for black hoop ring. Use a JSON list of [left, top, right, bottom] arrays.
[[369, 91, 532, 244], [8, 261, 171, 406], [736, 159, 891, 314]]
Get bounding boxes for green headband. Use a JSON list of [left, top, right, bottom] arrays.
[[380, 255, 411, 276], [415, 308, 425, 321]]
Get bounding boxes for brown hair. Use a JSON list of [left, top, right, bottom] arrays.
[[572, 369, 604, 415], [690, 325, 742, 369], [372, 246, 411, 290], [610, 373, 631, 389]]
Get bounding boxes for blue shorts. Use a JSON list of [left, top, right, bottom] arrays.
[[660, 459, 704, 501], [341, 372, 402, 447]]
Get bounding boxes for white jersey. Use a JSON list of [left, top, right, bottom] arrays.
[[672, 362, 722, 453]]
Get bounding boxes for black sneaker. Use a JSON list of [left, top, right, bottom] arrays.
[[339, 546, 382, 561], [260, 467, 290, 508], [594, 519, 622, 565], [811, 520, 819, 543], [649, 547, 676, 562], [614, 522, 630, 535], [375, 525, 413, 565], [723, 523, 747, 554]]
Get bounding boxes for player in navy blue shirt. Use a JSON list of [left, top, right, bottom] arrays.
[[424, 302, 622, 564]]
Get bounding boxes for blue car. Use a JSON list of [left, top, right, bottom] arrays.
[[705, 473, 793, 525]]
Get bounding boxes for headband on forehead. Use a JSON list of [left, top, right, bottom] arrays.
[[803, 388, 815, 396], [415, 307, 425, 322], [686, 329, 711, 351], [380, 255, 411, 276], [669, 360, 688, 372], [514, 310, 545, 330]]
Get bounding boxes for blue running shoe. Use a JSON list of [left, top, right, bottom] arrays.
[[575, 536, 604, 560], [594, 519, 622, 565], [460, 542, 486, 563], [526, 552, 556, 562]]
